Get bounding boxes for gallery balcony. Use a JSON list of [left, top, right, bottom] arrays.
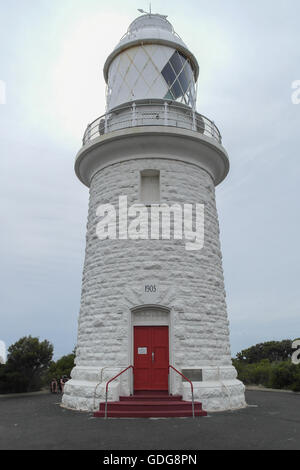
[[82, 99, 222, 146]]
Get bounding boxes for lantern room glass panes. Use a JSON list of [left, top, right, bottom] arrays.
[[170, 50, 184, 74], [161, 51, 196, 107], [161, 62, 177, 88], [106, 45, 197, 110]]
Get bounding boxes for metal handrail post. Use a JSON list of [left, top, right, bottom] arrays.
[[105, 388, 108, 419], [104, 365, 134, 419], [191, 383, 195, 419], [169, 365, 195, 419]]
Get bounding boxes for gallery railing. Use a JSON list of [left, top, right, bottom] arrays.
[[82, 101, 222, 146]]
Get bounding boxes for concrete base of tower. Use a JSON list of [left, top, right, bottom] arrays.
[[62, 365, 246, 413], [182, 380, 246, 412], [61, 365, 132, 412], [61, 380, 117, 412], [177, 366, 246, 413]]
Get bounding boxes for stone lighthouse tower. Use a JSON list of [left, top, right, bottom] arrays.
[[62, 12, 246, 413]]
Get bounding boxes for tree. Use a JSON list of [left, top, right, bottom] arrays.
[[46, 353, 75, 383], [1, 336, 53, 393], [236, 340, 293, 364]]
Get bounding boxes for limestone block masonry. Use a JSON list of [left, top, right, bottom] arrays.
[[62, 154, 246, 412]]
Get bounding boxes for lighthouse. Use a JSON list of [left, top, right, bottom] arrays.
[[62, 12, 246, 414]]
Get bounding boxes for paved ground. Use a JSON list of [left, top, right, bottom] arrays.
[[0, 390, 299, 450]]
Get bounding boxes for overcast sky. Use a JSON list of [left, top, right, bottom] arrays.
[[0, 0, 299, 359]]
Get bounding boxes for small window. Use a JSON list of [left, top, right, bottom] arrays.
[[140, 170, 160, 204]]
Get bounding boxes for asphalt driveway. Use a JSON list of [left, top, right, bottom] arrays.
[[0, 390, 299, 450]]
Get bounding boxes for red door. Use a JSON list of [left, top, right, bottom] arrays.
[[134, 326, 169, 391]]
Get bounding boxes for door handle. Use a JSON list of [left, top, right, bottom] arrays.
[[152, 352, 155, 363]]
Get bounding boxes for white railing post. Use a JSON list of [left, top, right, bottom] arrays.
[[84, 124, 91, 145], [211, 120, 214, 140], [192, 109, 196, 131], [164, 102, 168, 126], [104, 114, 108, 134], [132, 102, 137, 127]]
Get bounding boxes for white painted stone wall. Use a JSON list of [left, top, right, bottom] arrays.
[[62, 157, 246, 412]]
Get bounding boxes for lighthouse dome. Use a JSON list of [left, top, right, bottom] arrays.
[[104, 13, 199, 110]]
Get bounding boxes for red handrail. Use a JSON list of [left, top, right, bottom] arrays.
[[105, 366, 134, 419], [168, 365, 195, 418]]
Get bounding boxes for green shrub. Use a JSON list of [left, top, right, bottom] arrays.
[[290, 369, 300, 392], [234, 359, 272, 387], [233, 356, 300, 392], [269, 362, 295, 390]]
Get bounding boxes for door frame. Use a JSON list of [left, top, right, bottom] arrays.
[[128, 305, 174, 395]]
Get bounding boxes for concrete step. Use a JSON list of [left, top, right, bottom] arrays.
[[94, 393, 207, 418], [119, 395, 183, 401], [94, 409, 207, 418], [99, 401, 203, 412]]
